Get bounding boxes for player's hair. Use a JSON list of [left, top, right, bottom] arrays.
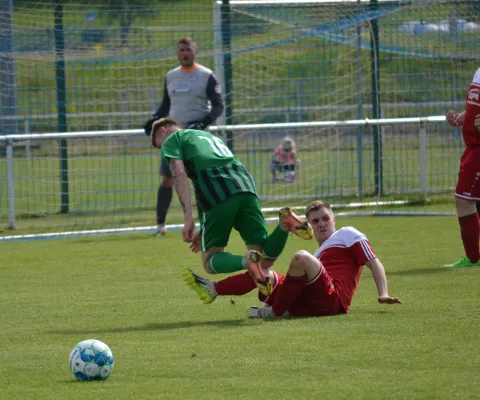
[[177, 37, 197, 50], [281, 136, 296, 153], [305, 200, 332, 218], [151, 118, 180, 148]]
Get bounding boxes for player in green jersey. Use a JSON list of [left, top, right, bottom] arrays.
[[151, 118, 314, 296]]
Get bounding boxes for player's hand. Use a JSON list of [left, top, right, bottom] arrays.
[[144, 115, 159, 136], [182, 217, 195, 243], [185, 121, 206, 131], [446, 110, 463, 127], [446, 110, 458, 127], [378, 296, 402, 304], [189, 231, 201, 253], [474, 113, 480, 131]]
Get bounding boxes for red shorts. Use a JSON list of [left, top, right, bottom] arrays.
[[456, 146, 480, 201], [287, 267, 346, 317]]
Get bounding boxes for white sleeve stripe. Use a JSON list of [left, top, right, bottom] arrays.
[[360, 239, 375, 260], [467, 100, 480, 107]]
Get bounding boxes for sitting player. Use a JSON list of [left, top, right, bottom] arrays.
[[270, 136, 299, 183], [183, 200, 401, 318]]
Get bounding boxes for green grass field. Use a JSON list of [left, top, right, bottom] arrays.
[[1, 216, 479, 399]]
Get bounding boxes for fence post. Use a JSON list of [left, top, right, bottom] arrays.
[[356, 0, 364, 199], [7, 140, 15, 230], [24, 118, 32, 158], [370, 0, 383, 195], [220, 0, 234, 151], [0, 0, 18, 139], [54, 3, 69, 214], [419, 125, 427, 198], [213, 2, 227, 142]]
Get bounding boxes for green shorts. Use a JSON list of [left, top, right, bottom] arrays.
[[199, 192, 268, 251]]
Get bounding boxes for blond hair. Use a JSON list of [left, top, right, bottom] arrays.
[[151, 118, 180, 148]]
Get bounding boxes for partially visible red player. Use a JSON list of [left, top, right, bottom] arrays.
[[183, 200, 401, 318], [445, 67, 480, 268]]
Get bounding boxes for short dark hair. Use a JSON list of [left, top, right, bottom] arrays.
[[305, 200, 332, 219], [177, 37, 197, 49]]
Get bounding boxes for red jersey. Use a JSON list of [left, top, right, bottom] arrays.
[[462, 68, 480, 148], [272, 145, 296, 164], [313, 226, 376, 311]]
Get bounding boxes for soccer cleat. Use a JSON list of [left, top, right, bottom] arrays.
[[152, 224, 167, 237], [182, 268, 217, 304], [243, 250, 272, 297], [443, 256, 480, 268], [247, 306, 283, 319], [279, 207, 314, 240]]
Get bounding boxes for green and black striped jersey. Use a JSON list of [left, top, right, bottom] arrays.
[[161, 129, 257, 212]]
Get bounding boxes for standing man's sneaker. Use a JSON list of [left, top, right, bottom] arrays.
[[243, 250, 272, 296], [182, 268, 217, 304], [443, 256, 480, 268], [152, 224, 167, 237], [279, 207, 313, 240]]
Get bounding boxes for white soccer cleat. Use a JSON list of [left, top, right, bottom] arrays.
[[182, 268, 217, 304], [152, 224, 167, 237], [247, 306, 281, 319]]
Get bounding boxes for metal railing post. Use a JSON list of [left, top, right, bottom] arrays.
[[7, 140, 16, 230]]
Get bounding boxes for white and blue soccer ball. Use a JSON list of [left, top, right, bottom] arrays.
[[69, 339, 114, 381]]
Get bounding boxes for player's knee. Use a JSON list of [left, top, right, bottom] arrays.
[[289, 250, 310, 272], [202, 254, 215, 274], [161, 176, 173, 187], [203, 264, 215, 274], [455, 196, 476, 215]]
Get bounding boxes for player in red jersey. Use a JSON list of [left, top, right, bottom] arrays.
[[183, 200, 401, 318], [444, 68, 480, 268]]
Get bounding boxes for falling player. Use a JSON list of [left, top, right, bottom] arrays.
[[151, 117, 314, 296]]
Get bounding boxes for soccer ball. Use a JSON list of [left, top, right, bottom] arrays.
[[69, 339, 114, 381]]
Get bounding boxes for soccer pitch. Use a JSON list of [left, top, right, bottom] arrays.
[[1, 216, 479, 399]]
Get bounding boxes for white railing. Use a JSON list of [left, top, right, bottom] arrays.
[[0, 116, 449, 238]]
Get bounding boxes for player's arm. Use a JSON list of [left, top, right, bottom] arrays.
[[144, 79, 170, 136], [365, 257, 402, 304], [154, 78, 171, 118], [446, 110, 465, 127], [169, 158, 194, 242], [206, 73, 224, 123]]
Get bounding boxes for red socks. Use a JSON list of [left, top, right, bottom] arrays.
[[272, 273, 307, 317], [458, 212, 480, 263], [214, 272, 257, 296]]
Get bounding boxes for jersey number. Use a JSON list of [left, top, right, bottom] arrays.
[[198, 136, 233, 157]]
